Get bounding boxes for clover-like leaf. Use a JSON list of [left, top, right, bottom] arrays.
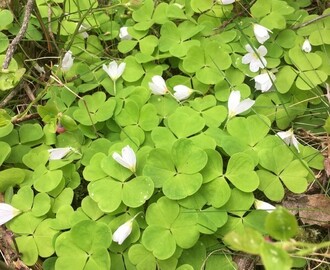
[[167, 107, 205, 138], [32, 193, 51, 217], [73, 92, 115, 125], [33, 167, 63, 193], [223, 188, 255, 218], [258, 145, 293, 175], [88, 178, 122, 213], [197, 207, 228, 234], [225, 153, 259, 192], [224, 227, 264, 255], [200, 149, 223, 183], [279, 159, 308, 194], [55, 220, 111, 270], [0, 168, 25, 192], [201, 177, 231, 208], [128, 244, 157, 270], [34, 219, 58, 258], [265, 207, 298, 241], [143, 148, 176, 188], [257, 170, 284, 201], [19, 123, 44, 145], [83, 153, 108, 181], [0, 141, 10, 165], [15, 235, 39, 266], [122, 176, 154, 208], [172, 139, 208, 174], [227, 115, 271, 147], [142, 197, 199, 260], [142, 225, 176, 260], [163, 173, 203, 200], [11, 186, 34, 212], [260, 242, 292, 270]]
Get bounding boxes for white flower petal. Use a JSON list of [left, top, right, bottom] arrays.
[[109, 61, 119, 80], [276, 130, 290, 140], [245, 44, 254, 53], [79, 25, 89, 39], [173, 85, 193, 101], [258, 45, 268, 57], [149, 75, 168, 95], [112, 218, 134, 245], [119, 27, 132, 40], [254, 199, 276, 213], [242, 45, 268, 72], [112, 145, 136, 172], [276, 129, 300, 152], [228, 90, 241, 117], [253, 24, 272, 44], [291, 135, 300, 153], [61, 51, 74, 72], [48, 147, 73, 160], [302, 39, 312, 53], [249, 61, 261, 73], [103, 61, 126, 81], [220, 0, 235, 4], [117, 63, 126, 78], [242, 53, 253, 64], [234, 99, 255, 115], [228, 91, 255, 118], [0, 203, 21, 225], [254, 72, 275, 92]]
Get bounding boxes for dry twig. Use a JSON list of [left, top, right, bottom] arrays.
[[2, 0, 35, 70]]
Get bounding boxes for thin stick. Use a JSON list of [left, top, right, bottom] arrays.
[[292, 13, 330, 29], [2, 0, 35, 70], [0, 82, 22, 108], [12, 113, 40, 124]]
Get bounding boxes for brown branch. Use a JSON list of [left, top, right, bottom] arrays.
[[0, 82, 22, 108], [2, 0, 35, 70], [11, 113, 40, 124], [23, 83, 35, 101]]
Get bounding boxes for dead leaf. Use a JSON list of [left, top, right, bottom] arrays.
[[298, 194, 330, 228]]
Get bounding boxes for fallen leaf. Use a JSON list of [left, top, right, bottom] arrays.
[[298, 194, 330, 228]]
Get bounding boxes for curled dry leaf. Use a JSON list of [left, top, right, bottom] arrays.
[[297, 194, 330, 228]]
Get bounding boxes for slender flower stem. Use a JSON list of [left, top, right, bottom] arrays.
[[113, 80, 117, 95]]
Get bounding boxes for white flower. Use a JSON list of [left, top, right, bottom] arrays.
[[302, 39, 312, 53], [218, 0, 235, 4], [34, 63, 45, 75], [48, 147, 74, 160], [173, 85, 193, 101], [148, 75, 168, 95], [119, 27, 132, 40], [242, 44, 267, 72], [254, 199, 276, 213], [61, 51, 74, 72], [254, 72, 276, 92], [103, 61, 126, 81], [276, 129, 300, 152], [0, 203, 21, 225], [112, 145, 136, 172], [112, 218, 134, 245], [78, 24, 89, 39], [228, 90, 255, 118], [253, 24, 272, 44]]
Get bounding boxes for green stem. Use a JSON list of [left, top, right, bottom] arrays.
[[113, 80, 117, 95], [294, 241, 330, 256]]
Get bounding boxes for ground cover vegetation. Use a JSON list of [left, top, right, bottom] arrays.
[[0, 0, 329, 269]]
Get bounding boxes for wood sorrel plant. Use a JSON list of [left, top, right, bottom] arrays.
[[0, 0, 329, 269]]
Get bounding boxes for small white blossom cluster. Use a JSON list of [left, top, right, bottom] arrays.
[[148, 75, 194, 102], [241, 24, 276, 93]]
